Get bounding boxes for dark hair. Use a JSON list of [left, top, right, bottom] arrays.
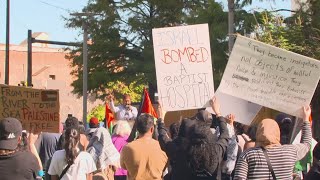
[[136, 114, 154, 135], [247, 126, 257, 141], [169, 122, 180, 139], [64, 127, 80, 165], [187, 123, 217, 176], [65, 117, 79, 129], [234, 122, 245, 135]]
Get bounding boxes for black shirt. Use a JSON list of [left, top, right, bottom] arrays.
[[0, 150, 40, 180], [35, 132, 61, 168]]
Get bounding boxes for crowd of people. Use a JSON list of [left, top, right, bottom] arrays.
[[0, 94, 319, 180]]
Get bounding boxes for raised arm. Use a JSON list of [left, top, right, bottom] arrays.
[[294, 106, 312, 160], [107, 95, 119, 113], [157, 103, 172, 146], [210, 97, 229, 160], [28, 132, 43, 172]]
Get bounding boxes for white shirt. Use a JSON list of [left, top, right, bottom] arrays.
[[109, 101, 138, 120], [48, 150, 97, 180]]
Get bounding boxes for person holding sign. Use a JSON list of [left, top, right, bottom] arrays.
[[106, 94, 138, 121], [234, 106, 312, 180], [157, 97, 229, 180], [0, 118, 41, 180]]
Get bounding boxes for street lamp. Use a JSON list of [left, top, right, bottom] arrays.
[[70, 12, 101, 127]]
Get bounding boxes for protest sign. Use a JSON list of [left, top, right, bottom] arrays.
[[219, 35, 320, 117], [0, 84, 60, 133], [152, 24, 214, 111], [206, 90, 262, 125]]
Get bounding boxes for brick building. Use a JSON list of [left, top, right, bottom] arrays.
[[0, 33, 102, 122]]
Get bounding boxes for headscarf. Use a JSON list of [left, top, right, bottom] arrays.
[[256, 119, 281, 148], [86, 127, 120, 170]]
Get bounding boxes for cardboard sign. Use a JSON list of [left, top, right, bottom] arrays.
[[206, 90, 262, 125], [0, 84, 60, 133], [219, 36, 320, 117], [152, 24, 214, 111]]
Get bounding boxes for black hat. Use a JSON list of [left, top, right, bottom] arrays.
[[0, 118, 23, 150]]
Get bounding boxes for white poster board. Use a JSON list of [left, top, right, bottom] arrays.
[[206, 90, 262, 125], [152, 24, 214, 111], [219, 35, 320, 117]]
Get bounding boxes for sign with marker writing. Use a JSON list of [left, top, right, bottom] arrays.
[[219, 35, 320, 117], [0, 84, 60, 133], [152, 24, 214, 111]]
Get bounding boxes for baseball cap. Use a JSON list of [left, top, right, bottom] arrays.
[[0, 118, 23, 150], [89, 117, 99, 128]]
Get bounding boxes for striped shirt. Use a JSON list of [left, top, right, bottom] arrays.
[[234, 121, 311, 180]]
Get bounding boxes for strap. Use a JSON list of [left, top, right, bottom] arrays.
[[261, 147, 277, 180], [59, 164, 72, 180]]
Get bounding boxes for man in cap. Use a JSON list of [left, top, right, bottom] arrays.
[[0, 117, 40, 180]]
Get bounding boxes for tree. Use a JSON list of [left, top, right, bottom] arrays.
[[66, 0, 228, 97], [252, 1, 320, 139]]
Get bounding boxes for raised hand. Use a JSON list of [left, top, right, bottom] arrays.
[[302, 105, 311, 121], [210, 96, 221, 116]]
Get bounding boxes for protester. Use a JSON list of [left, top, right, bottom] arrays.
[[234, 122, 250, 153], [48, 127, 96, 180], [157, 97, 229, 180], [58, 116, 88, 151], [234, 106, 312, 180], [221, 114, 238, 180], [78, 121, 89, 150], [306, 142, 320, 179], [243, 125, 257, 150], [169, 122, 180, 139], [0, 117, 41, 180], [121, 113, 168, 180], [35, 132, 61, 169], [86, 127, 120, 177], [107, 94, 138, 121], [275, 113, 294, 145], [86, 117, 100, 140], [111, 120, 132, 180]]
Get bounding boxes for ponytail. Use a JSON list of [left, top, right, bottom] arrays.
[[64, 127, 80, 165]]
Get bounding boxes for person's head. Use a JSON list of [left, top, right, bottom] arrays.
[[191, 110, 213, 127], [65, 116, 80, 129], [113, 120, 132, 137], [89, 117, 99, 128], [123, 94, 131, 106], [0, 118, 23, 151], [136, 114, 154, 137], [169, 122, 180, 139], [247, 126, 257, 141], [234, 122, 249, 135], [275, 113, 293, 144], [256, 119, 281, 148], [178, 118, 196, 138], [64, 127, 80, 165]]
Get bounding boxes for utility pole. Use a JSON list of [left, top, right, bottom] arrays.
[[228, 0, 235, 54], [5, 0, 10, 84], [70, 12, 100, 127], [27, 30, 32, 86]]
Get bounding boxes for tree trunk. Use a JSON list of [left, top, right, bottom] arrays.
[[228, 0, 235, 54]]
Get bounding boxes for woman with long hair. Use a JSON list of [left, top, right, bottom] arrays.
[[48, 127, 96, 180]]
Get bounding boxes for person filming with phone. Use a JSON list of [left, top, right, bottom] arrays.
[[107, 94, 138, 121]]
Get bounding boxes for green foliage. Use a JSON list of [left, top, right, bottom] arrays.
[[65, 0, 265, 95], [87, 104, 105, 122]]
